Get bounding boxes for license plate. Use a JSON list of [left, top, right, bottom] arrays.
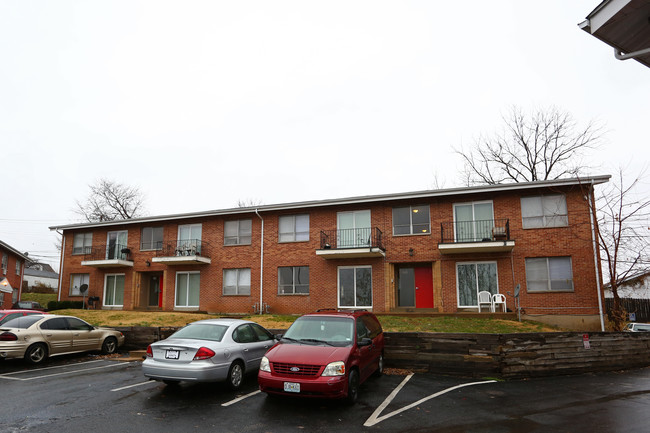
[[165, 350, 180, 359], [284, 382, 300, 393]]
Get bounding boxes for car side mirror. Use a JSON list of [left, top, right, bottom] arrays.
[[358, 337, 372, 347], [275, 333, 284, 340]]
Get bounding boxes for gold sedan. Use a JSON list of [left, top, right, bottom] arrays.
[[0, 314, 125, 364]]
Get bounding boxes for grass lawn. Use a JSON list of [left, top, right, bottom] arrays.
[[47, 309, 561, 333], [18, 292, 57, 307]]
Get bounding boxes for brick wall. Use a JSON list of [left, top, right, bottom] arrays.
[[57, 183, 603, 322]]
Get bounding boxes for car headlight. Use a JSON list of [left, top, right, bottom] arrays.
[[260, 356, 271, 372], [321, 361, 345, 376]]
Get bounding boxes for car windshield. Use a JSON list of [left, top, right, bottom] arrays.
[[283, 316, 354, 346], [1, 315, 45, 329], [169, 323, 228, 342]]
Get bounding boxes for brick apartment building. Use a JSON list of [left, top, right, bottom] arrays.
[[51, 175, 609, 330], [0, 240, 30, 309]]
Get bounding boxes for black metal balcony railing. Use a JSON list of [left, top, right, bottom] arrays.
[[155, 239, 210, 258], [440, 219, 510, 243], [84, 244, 132, 261], [320, 228, 385, 250]]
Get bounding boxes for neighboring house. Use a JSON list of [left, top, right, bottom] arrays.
[[604, 272, 650, 299], [579, 0, 650, 68], [0, 240, 30, 309], [50, 175, 609, 330], [23, 262, 59, 292]]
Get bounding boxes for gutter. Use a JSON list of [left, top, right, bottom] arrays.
[[614, 47, 650, 61], [255, 209, 264, 314]]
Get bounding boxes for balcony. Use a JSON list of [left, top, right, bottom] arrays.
[[151, 239, 212, 265], [81, 244, 134, 268], [438, 218, 515, 254], [316, 228, 386, 259]]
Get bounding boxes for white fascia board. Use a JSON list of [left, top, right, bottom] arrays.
[[50, 175, 610, 232], [584, 0, 633, 34]]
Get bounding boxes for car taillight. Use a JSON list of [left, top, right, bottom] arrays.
[[0, 332, 17, 341], [146, 345, 153, 358], [193, 347, 215, 360]]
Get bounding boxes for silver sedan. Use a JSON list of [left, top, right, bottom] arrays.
[[142, 318, 276, 389]]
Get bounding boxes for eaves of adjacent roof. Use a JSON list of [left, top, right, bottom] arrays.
[[0, 240, 32, 262], [49, 175, 610, 232]]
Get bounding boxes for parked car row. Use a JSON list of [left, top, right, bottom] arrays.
[[143, 309, 385, 404]]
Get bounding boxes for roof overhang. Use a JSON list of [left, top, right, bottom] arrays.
[[49, 175, 611, 231], [579, 0, 650, 68]]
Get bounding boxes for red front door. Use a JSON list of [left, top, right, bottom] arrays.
[[158, 276, 163, 308], [414, 267, 434, 308]]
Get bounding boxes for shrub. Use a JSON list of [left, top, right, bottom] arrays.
[[48, 300, 84, 311]]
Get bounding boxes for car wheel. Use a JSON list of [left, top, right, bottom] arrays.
[[227, 361, 244, 390], [345, 369, 360, 405], [101, 337, 118, 354], [373, 353, 384, 378], [24, 343, 48, 365]]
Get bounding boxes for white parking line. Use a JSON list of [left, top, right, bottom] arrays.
[[111, 381, 159, 392], [364, 376, 497, 427], [221, 390, 261, 406], [0, 361, 135, 381], [0, 359, 105, 376]]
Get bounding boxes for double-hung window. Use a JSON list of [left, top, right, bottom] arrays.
[[1, 254, 7, 275], [278, 266, 309, 294], [456, 262, 498, 307], [223, 268, 251, 295], [72, 233, 92, 255], [224, 220, 252, 245], [141, 227, 163, 250], [15, 260, 21, 275], [525, 257, 574, 292], [521, 195, 568, 228], [104, 274, 125, 307], [70, 273, 90, 296], [338, 266, 372, 308], [392, 205, 430, 235], [279, 215, 309, 242], [176, 271, 200, 307]]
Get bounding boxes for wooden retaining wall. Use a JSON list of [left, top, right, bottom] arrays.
[[116, 327, 650, 379]]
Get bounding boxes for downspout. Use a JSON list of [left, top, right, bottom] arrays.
[[254, 209, 264, 314], [57, 230, 65, 302], [588, 181, 605, 331]]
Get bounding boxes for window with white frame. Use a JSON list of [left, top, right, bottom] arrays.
[[224, 220, 252, 245], [72, 233, 92, 255], [525, 257, 574, 292], [178, 224, 202, 253], [456, 262, 498, 307], [141, 227, 163, 250], [279, 215, 309, 242], [453, 201, 494, 242], [338, 266, 372, 308], [392, 205, 430, 235], [521, 195, 568, 228], [1, 254, 7, 275], [107, 230, 128, 259], [175, 272, 201, 307], [70, 273, 90, 296], [278, 266, 309, 294], [15, 260, 21, 275], [223, 268, 251, 295], [103, 274, 125, 307]]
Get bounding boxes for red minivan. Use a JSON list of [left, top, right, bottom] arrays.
[[258, 309, 384, 404]]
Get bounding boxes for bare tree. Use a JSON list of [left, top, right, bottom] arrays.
[[237, 198, 264, 208], [457, 106, 602, 185], [75, 178, 146, 222], [592, 168, 650, 330]]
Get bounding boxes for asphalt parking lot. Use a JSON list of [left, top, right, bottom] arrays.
[[2, 353, 650, 433]]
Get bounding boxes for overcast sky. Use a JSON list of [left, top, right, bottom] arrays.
[[1, 1, 649, 271]]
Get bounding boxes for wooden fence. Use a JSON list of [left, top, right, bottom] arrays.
[[605, 298, 650, 322]]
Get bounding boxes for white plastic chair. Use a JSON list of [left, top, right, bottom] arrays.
[[478, 291, 493, 312], [492, 293, 507, 313]]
